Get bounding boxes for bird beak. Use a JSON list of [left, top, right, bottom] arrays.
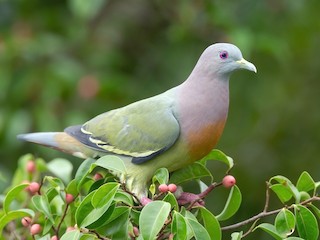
[[236, 58, 257, 73]]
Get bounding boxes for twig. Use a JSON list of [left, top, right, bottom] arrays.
[[198, 182, 222, 199], [221, 196, 320, 231], [55, 202, 70, 236]]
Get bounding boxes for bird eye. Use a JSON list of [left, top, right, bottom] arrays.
[[219, 51, 228, 59]]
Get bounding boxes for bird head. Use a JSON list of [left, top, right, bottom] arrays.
[[195, 43, 257, 79]]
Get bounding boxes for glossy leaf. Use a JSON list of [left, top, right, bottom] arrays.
[[32, 195, 54, 224], [3, 183, 29, 214], [254, 223, 282, 240], [114, 191, 134, 206], [270, 176, 301, 203], [103, 207, 130, 240], [86, 203, 116, 229], [216, 185, 242, 221], [270, 184, 293, 203], [0, 209, 34, 234], [275, 208, 295, 237], [91, 182, 119, 208], [172, 211, 187, 240], [47, 158, 73, 183], [75, 158, 95, 192], [163, 192, 179, 211], [200, 149, 234, 171], [187, 218, 211, 240], [90, 155, 126, 174], [60, 229, 81, 240], [170, 162, 212, 185], [139, 201, 171, 240], [199, 207, 221, 240], [294, 204, 319, 240], [231, 232, 243, 240], [296, 171, 315, 193], [152, 168, 169, 185]]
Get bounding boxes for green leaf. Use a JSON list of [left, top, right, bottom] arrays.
[[139, 201, 171, 240], [76, 183, 119, 228], [86, 203, 116, 229], [296, 171, 315, 193], [275, 208, 295, 237], [270, 184, 293, 203], [3, 183, 29, 214], [90, 155, 127, 174], [309, 204, 320, 219], [294, 204, 319, 240], [0, 209, 35, 234], [172, 211, 187, 240], [152, 168, 169, 185], [44, 176, 65, 190], [60, 229, 81, 240], [47, 158, 73, 183], [284, 237, 305, 240], [170, 162, 212, 185], [200, 149, 234, 171], [75, 158, 95, 192], [103, 207, 130, 240], [80, 234, 98, 240], [231, 232, 243, 240], [163, 192, 179, 211], [216, 185, 242, 221], [114, 191, 134, 206], [199, 207, 221, 240], [187, 218, 211, 240], [32, 195, 54, 224], [254, 223, 282, 240], [91, 182, 119, 208], [270, 176, 301, 203]]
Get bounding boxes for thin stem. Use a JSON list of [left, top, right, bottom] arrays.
[[56, 203, 70, 237], [221, 196, 320, 231]]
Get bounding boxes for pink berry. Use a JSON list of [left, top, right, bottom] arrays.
[[222, 175, 236, 188], [29, 182, 40, 194], [51, 236, 58, 240], [93, 173, 103, 181], [21, 217, 32, 227], [26, 161, 36, 173], [158, 184, 169, 193], [30, 224, 42, 235], [140, 197, 152, 206], [168, 184, 177, 193], [133, 226, 139, 237], [66, 193, 74, 204], [66, 226, 76, 232]]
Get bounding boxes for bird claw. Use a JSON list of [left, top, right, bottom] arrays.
[[177, 192, 205, 207]]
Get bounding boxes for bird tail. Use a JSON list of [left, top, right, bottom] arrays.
[[17, 132, 92, 159]]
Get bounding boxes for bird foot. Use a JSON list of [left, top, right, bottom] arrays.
[[177, 192, 205, 207]]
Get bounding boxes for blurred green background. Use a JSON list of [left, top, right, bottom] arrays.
[[1, 0, 319, 238]]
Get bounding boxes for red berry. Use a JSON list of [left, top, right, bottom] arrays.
[[26, 161, 36, 173], [66, 226, 76, 232], [30, 224, 42, 235], [158, 184, 169, 193], [29, 182, 40, 194], [51, 236, 58, 240], [66, 193, 74, 204], [133, 226, 139, 237], [222, 175, 236, 188], [21, 217, 32, 227], [140, 197, 152, 206], [168, 184, 177, 193], [93, 173, 103, 181]]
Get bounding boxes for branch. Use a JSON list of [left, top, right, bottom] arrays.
[[221, 196, 320, 231]]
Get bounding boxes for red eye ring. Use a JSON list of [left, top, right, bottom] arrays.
[[219, 51, 228, 59]]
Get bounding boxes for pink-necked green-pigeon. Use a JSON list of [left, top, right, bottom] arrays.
[[18, 43, 256, 198]]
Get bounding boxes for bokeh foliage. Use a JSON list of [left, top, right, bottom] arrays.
[[0, 0, 320, 239]]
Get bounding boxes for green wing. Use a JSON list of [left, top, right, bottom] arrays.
[[72, 96, 180, 164]]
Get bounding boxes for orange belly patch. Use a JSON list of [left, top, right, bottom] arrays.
[[186, 120, 226, 160]]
